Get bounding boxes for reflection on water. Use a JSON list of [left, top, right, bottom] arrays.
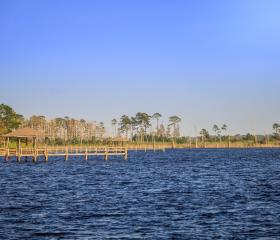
[[1, 149, 280, 239]]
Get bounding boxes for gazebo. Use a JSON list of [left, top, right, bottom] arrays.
[[3, 127, 46, 149]]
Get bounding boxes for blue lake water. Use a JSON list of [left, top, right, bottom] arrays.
[[1, 149, 280, 239]]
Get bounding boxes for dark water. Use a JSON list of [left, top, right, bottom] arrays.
[[1, 149, 280, 239]]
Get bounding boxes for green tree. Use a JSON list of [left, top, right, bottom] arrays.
[[96, 122, 105, 140], [200, 128, 209, 147], [243, 133, 255, 141], [0, 119, 5, 134], [213, 124, 220, 136], [152, 113, 162, 135], [0, 104, 24, 133], [119, 115, 131, 139], [168, 116, 182, 138], [200, 129, 209, 139], [221, 124, 227, 132], [273, 123, 280, 139], [136, 112, 151, 141], [130, 117, 138, 140], [221, 124, 229, 146], [212, 124, 221, 144]]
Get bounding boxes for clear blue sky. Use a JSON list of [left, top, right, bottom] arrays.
[[1, 0, 280, 135]]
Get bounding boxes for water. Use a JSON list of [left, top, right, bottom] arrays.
[[1, 149, 280, 239]]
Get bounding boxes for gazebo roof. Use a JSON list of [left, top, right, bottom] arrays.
[[3, 127, 46, 138]]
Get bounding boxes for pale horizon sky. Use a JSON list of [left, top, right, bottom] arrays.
[[1, 0, 280, 136]]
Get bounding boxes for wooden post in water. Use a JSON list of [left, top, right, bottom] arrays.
[[5, 148, 9, 161], [5, 137, 9, 161], [33, 153, 37, 163], [104, 147, 108, 161], [44, 145, 48, 162], [32, 137, 37, 163], [124, 147, 128, 160], [24, 138, 28, 162], [17, 138, 21, 162], [85, 147, 88, 160], [17, 151, 21, 162], [65, 146, 69, 161]]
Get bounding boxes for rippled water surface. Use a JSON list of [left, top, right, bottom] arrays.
[[1, 149, 280, 239]]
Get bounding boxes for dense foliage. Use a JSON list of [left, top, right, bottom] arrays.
[[114, 112, 182, 142], [0, 104, 24, 134], [24, 116, 105, 144], [0, 103, 279, 145]]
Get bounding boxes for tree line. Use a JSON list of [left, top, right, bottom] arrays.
[[0, 104, 105, 145], [198, 123, 280, 145], [111, 113, 182, 142], [1, 103, 280, 145], [0, 104, 183, 144]]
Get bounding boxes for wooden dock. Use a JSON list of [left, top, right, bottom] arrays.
[[0, 145, 167, 162], [0, 146, 128, 162]]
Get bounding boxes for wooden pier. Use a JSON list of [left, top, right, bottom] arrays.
[[0, 144, 167, 162], [0, 146, 128, 162]]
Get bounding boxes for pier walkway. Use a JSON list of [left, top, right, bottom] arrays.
[[0, 145, 167, 162]]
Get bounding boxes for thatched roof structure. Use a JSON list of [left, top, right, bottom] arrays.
[[3, 127, 46, 138]]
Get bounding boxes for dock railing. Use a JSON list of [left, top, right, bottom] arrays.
[[0, 144, 168, 162]]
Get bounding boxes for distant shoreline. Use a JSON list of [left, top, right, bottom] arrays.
[[3, 143, 279, 150]]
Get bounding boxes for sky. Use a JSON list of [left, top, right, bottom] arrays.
[[0, 0, 280, 136]]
